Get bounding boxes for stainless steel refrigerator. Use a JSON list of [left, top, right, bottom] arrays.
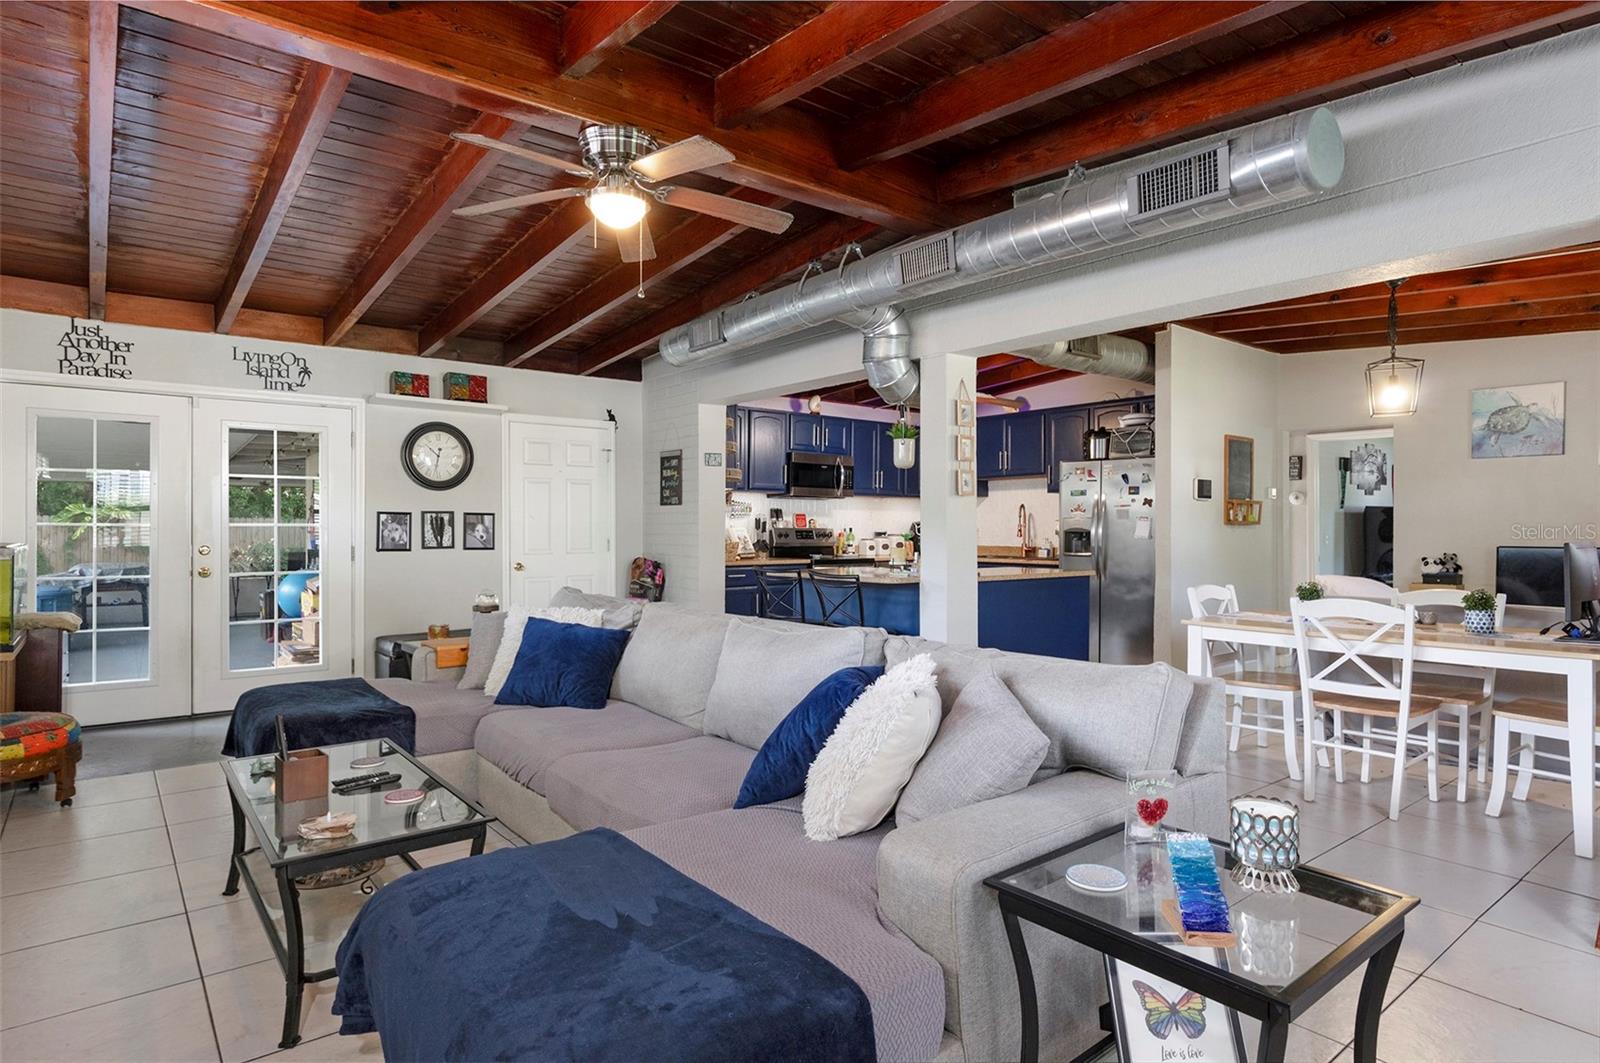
[[1059, 457, 1156, 664]]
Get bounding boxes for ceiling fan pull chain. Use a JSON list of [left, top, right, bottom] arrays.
[[638, 244, 645, 298]]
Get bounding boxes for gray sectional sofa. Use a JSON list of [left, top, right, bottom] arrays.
[[372, 595, 1226, 1063]]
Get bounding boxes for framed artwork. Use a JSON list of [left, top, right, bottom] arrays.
[[376, 511, 411, 551], [1223, 435, 1254, 500], [1470, 381, 1565, 458], [1105, 949, 1246, 1063], [660, 449, 683, 506], [955, 381, 975, 428], [956, 433, 975, 462], [421, 510, 454, 549], [955, 467, 975, 496], [462, 512, 495, 550]]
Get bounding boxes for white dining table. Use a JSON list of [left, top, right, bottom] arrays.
[[1184, 612, 1600, 858]]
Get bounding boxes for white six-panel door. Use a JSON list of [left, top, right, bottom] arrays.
[[505, 418, 615, 609]]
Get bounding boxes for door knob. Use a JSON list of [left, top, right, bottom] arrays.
[[197, 566, 212, 578], [197, 544, 211, 556], [513, 562, 525, 572]]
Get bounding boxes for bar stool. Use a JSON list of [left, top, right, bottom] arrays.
[[755, 569, 807, 623], [1187, 584, 1307, 780], [808, 571, 865, 628], [1485, 697, 1600, 817]]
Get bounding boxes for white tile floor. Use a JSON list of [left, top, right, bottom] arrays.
[[0, 748, 1595, 1062]]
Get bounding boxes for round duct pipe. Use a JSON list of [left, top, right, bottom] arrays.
[[1017, 334, 1154, 384]]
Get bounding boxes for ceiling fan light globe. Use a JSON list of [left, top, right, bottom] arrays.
[[588, 187, 647, 230]]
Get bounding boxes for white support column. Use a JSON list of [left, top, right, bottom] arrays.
[[693, 402, 726, 613], [918, 352, 979, 645]]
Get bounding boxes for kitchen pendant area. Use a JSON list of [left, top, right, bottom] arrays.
[[720, 369, 1155, 662]]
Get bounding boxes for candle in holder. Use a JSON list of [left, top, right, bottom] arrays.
[[1229, 796, 1301, 893]]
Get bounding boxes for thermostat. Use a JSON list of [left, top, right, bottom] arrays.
[[1192, 478, 1213, 501]]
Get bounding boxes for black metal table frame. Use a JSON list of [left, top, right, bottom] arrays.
[[987, 824, 1415, 1063], [220, 745, 494, 1049]]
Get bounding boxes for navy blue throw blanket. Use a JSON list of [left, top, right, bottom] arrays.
[[221, 677, 415, 758], [333, 828, 876, 1063]]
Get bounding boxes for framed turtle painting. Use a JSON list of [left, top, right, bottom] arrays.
[[1471, 381, 1565, 458]]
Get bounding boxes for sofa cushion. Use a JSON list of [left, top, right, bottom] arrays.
[[895, 671, 1048, 826], [494, 618, 629, 710], [735, 614, 889, 668], [474, 700, 696, 792], [735, 665, 883, 809], [703, 621, 873, 750], [550, 586, 643, 630], [369, 678, 494, 757], [456, 610, 505, 691], [885, 636, 1194, 778], [627, 804, 944, 1063], [484, 606, 604, 699], [610, 604, 732, 729], [541, 736, 754, 832]]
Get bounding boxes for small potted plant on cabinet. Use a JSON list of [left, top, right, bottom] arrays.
[[888, 418, 918, 470], [1461, 588, 1497, 635], [1295, 580, 1324, 602]]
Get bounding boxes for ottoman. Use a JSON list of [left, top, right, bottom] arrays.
[[0, 712, 82, 805]]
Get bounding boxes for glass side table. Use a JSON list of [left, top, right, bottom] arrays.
[[985, 825, 1416, 1063]]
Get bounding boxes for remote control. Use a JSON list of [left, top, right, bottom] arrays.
[[332, 771, 401, 792]]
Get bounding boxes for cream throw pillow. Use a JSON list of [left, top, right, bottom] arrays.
[[802, 653, 941, 841], [482, 606, 604, 699]]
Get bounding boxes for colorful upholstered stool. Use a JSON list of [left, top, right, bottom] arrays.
[[0, 712, 82, 806]]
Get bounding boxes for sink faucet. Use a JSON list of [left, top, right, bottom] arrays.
[[1017, 504, 1027, 547]]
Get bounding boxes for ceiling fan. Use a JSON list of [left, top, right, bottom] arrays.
[[450, 125, 794, 264]]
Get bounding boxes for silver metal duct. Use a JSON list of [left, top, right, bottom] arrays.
[[659, 107, 1344, 402], [1017, 334, 1154, 384]]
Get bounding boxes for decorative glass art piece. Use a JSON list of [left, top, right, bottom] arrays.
[[389, 371, 429, 397], [444, 371, 488, 403], [1125, 770, 1176, 844], [1163, 832, 1233, 942], [1229, 796, 1301, 894]]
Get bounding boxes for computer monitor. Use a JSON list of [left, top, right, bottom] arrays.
[[1565, 540, 1600, 623], [1496, 546, 1564, 606]]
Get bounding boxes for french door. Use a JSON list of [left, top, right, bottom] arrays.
[[190, 399, 355, 714], [1, 384, 191, 724], [505, 418, 615, 609]]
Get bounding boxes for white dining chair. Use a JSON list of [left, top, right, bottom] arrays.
[[1485, 696, 1600, 817], [1397, 588, 1506, 791], [1314, 574, 1400, 604], [1292, 598, 1454, 819], [1188, 584, 1306, 780]]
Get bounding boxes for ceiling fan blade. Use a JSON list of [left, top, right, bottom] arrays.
[[618, 215, 657, 263], [629, 136, 734, 182], [453, 187, 586, 218], [451, 132, 593, 178], [658, 186, 794, 234]]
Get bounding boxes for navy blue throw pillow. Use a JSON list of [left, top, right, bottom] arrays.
[[734, 665, 884, 808], [494, 617, 629, 710]]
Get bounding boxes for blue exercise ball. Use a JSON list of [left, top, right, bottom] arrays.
[[276, 571, 315, 619]]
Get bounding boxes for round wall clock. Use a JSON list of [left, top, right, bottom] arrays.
[[402, 421, 473, 490]]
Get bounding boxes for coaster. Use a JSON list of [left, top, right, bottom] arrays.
[[1065, 863, 1127, 893], [382, 788, 425, 805], [350, 756, 387, 770]]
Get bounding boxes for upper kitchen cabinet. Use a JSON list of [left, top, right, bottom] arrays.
[[977, 411, 1046, 478], [726, 407, 748, 490], [1045, 407, 1090, 491], [788, 413, 850, 455], [745, 409, 789, 493], [851, 419, 919, 497]]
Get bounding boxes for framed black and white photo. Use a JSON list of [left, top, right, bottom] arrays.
[[462, 512, 495, 550], [376, 511, 411, 552], [1105, 949, 1246, 1063], [421, 510, 454, 549]]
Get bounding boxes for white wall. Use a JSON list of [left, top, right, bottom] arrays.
[[0, 308, 644, 667], [1155, 327, 1282, 663]]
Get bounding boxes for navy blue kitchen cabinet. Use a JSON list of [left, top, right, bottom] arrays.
[[726, 406, 749, 490], [788, 413, 851, 455], [899, 433, 920, 496], [976, 415, 1006, 479], [978, 411, 1045, 478], [1045, 407, 1090, 491], [745, 409, 789, 493], [850, 419, 920, 497], [851, 419, 883, 496], [725, 568, 759, 616]]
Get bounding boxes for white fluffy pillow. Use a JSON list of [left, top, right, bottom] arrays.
[[802, 653, 941, 841], [482, 606, 604, 699]]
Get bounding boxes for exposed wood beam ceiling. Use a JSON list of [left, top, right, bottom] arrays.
[[3, 0, 1595, 381]]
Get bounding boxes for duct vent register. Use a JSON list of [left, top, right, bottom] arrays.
[[1129, 144, 1229, 220], [896, 232, 958, 286]]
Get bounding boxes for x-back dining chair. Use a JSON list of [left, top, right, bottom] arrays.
[[1396, 588, 1506, 791], [1188, 584, 1307, 779]]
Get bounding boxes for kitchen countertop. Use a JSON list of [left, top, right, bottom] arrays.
[[809, 564, 1085, 585], [730, 554, 1058, 568], [978, 554, 1059, 567]]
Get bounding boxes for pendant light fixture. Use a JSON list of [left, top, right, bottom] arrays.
[[1365, 277, 1423, 417]]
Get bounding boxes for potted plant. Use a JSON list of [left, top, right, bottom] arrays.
[[1461, 588, 1497, 635], [1295, 580, 1324, 602], [887, 418, 918, 470]]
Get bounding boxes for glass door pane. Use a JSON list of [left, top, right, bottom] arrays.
[[226, 426, 322, 671]]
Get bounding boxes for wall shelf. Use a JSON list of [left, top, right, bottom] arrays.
[[366, 393, 508, 414]]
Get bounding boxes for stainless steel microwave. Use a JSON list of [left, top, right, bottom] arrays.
[[775, 452, 853, 498]]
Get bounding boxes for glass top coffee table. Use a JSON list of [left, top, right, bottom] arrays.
[[219, 739, 496, 1049], [986, 825, 1416, 1063]]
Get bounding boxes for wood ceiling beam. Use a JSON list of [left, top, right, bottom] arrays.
[[560, 1, 677, 78], [714, 1, 974, 128], [214, 62, 350, 334], [417, 198, 593, 356], [977, 358, 1081, 393], [503, 189, 788, 367], [85, 2, 117, 320], [940, 0, 1600, 201], [560, 215, 877, 375], [323, 112, 527, 345], [1267, 313, 1600, 354], [1226, 295, 1600, 346], [837, 0, 1288, 169], [125, 1, 956, 231]]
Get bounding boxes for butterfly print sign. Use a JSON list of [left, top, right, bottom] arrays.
[[1108, 950, 1244, 1063]]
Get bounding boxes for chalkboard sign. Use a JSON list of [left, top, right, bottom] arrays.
[[659, 450, 683, 506], [1224, 435, 1254, 500]]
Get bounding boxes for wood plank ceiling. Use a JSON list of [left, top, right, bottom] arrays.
[[3, 1, 1598, 384]]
